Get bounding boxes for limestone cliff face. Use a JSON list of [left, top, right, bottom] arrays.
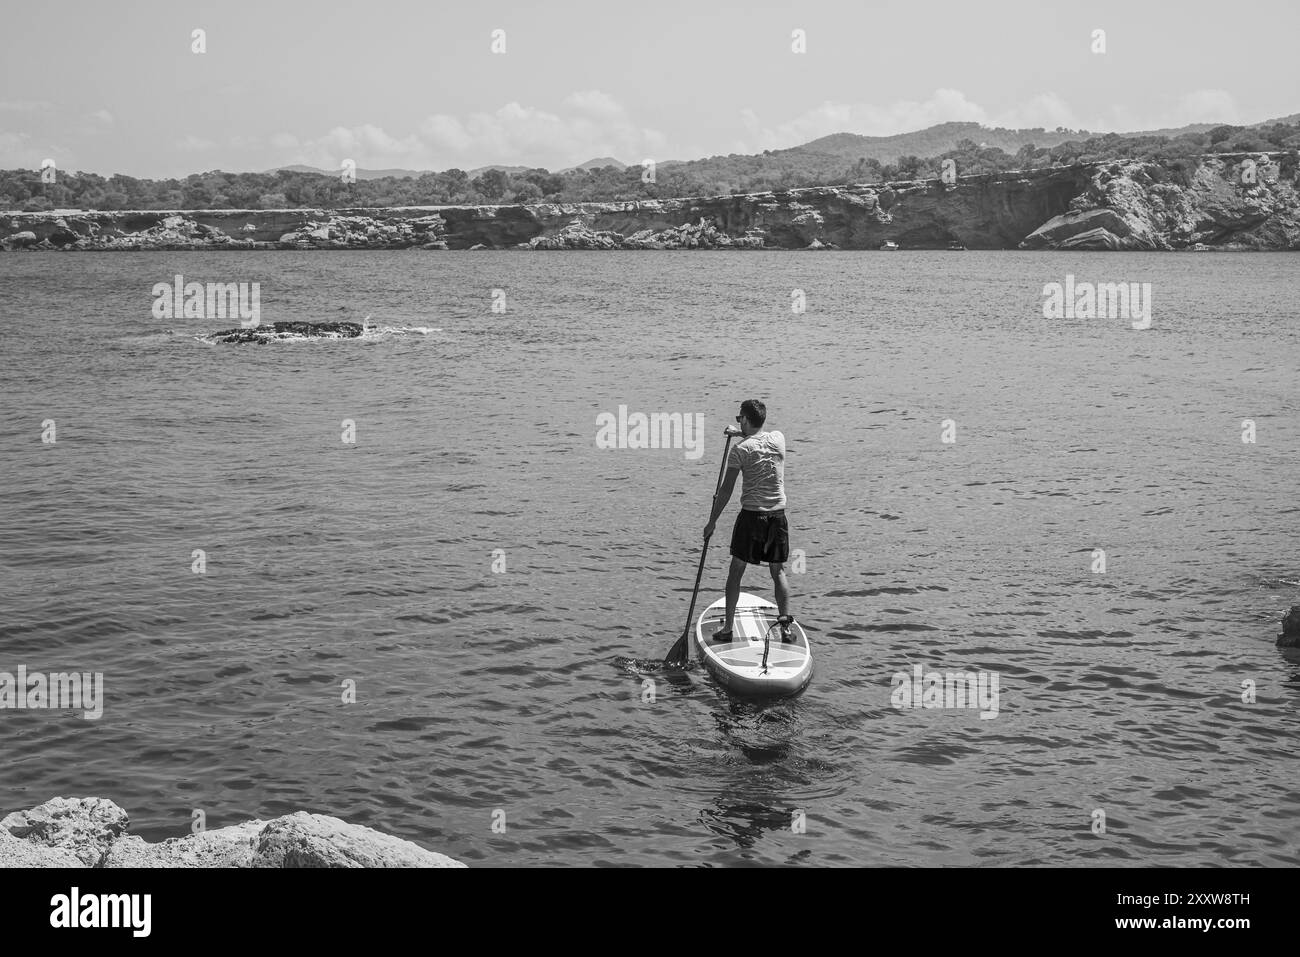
[[1021, 153, 1300, 250], [2, 154, 1296, 251]]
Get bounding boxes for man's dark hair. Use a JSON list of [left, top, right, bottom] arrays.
[[740, 399, 767, 428]]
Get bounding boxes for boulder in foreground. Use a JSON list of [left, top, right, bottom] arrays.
[[0, 797, 465, 868], [0, 796, 128, 866], [253, 812, 464, 868], [102, 822, 264, 867]]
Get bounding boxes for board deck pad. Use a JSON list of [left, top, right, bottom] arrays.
[[693, 592, 813, 696]]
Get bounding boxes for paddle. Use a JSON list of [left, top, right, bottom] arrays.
[[664, 426, 740, 665]]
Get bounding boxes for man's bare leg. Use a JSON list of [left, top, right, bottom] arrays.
[[770, 561, 791, 639], [721, 556, 747, 637]]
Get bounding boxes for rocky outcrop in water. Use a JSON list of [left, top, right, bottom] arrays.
[[0, 796, 465, 867], [2, 153, 1295, 251], [1279, 605, 1300, 648], [206, 320, 365, 344]]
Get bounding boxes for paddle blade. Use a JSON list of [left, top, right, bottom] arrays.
[[663, 627, 691, 666]]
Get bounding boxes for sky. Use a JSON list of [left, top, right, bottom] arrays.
[[0, 0, 1296, 178]]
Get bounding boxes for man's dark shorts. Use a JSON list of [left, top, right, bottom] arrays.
[[730, 508, 790, 565]]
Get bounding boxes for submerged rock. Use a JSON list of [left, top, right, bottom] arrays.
[[207, 320, 365, 344], [1, 797, 465, 868], [1279, 605, 1300, 648]]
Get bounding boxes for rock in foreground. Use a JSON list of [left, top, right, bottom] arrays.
[[0, 825, 84, 867], [253, 812, 462, 868], [0, 797, 465, 868], [0, 797, 128, 866]]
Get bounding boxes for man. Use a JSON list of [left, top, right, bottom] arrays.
[[703, 399, 794, 642]]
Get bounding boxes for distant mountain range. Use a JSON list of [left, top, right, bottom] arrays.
[[702, 115, 1295, 168], [267, 115, 1295, 182]]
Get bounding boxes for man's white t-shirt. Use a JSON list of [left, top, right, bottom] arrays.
[[728, 430, 786, 511]]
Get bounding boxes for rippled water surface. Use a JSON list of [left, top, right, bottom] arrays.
[[1, 251, 1297, 866]]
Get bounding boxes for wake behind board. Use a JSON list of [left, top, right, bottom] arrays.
[[692, 592, 812, 697]]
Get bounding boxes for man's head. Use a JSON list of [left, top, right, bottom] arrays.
[[737, 399, 767, 436]]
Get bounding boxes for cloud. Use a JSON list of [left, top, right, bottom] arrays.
[[1108, 89, 1240, 132], [989, 94, 1084, 132], [0, 100, 52, 113], [89, 109, 114, 125], [0, 131, 32, 162], [0, 133, 65, 174], [271, 93, 669, 170], [736, 88, 1246, 151], [1177, 90, 1240, 124], [263, 87, 1250, 175], [177, 135, 216, 151], [564, 90, 623, 118], [740, 89, 989, 150]]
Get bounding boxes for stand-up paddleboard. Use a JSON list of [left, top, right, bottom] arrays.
[[693, 592, 812, 696]]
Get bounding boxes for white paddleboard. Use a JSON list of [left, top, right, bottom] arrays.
[[693, 592, 812, 697]]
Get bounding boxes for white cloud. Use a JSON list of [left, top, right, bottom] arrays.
[[0, 100, 52, 113], [1108, 89, 1240, 132], [0, 131, 32, 163], [736, 88, 1244, 151], [177, 135, 216, 151], [740, 89, 989, 150], [272, 93, 669, 170], [989, 94, 1084, 132], [89, 109, 114, 125], [564, 90, 623, 118], [1178, 90, 1239, 124], [262, 88, 1251, 175], [0, 135, 69, 175]]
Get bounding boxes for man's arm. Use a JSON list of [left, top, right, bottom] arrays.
[[703, 467, 740, 540]]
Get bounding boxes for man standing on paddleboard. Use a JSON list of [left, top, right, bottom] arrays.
[[703, 399, 795, 642]]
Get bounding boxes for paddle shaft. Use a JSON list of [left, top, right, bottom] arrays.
[[680, 433, 735, 641]]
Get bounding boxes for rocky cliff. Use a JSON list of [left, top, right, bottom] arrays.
[[2, 153, 1296, 251]]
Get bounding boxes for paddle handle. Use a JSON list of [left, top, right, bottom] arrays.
[[681, 433, 734, 637]]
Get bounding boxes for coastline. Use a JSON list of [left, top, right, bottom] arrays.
[[3, 153, 1296, 253]]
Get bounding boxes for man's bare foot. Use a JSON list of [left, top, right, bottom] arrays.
[[777, 615, 795, 643]]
